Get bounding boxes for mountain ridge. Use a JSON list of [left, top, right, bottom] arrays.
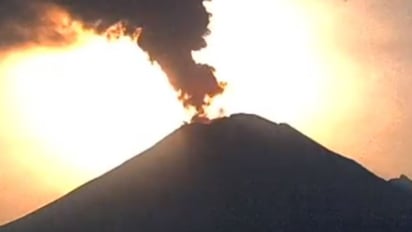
[[1, 113, 411, 231]]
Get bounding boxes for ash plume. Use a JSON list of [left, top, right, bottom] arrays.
[[0, 0, 226, 120], [0, 0, 79, 49]]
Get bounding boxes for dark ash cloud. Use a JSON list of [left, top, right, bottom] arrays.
[[0, 0, 225, 120], [0, 0, 78, 49]]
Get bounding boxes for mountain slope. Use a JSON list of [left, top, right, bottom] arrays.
[[1, 114, 412, 232]]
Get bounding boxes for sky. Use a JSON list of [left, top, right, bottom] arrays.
[[1, 0, 412, 225]]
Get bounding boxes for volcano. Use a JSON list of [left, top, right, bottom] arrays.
[[1, 114, 412, 231]]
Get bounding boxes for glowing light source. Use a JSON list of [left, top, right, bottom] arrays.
[[1, 23, 187, 181]]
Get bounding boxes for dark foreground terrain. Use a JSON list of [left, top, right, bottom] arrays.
[[1, 114, 412, 231]]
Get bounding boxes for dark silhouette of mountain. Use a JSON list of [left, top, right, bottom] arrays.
[[1, 114, 412, 232], [389, 175, 412, 193]]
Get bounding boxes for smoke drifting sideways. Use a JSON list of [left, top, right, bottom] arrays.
[[0, 0, 226, 121], [0, 0, 79, 50]]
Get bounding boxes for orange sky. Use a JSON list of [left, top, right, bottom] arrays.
[[1, 0, 412, 225]]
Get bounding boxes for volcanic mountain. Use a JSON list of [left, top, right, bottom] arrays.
[[1, 114, 412, 231]]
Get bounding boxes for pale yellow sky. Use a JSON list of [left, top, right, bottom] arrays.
[[1, 0, 412, 225]]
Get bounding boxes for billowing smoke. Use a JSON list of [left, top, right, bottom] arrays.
[[0, 0, 225, 121], [0, 0, 78, 49]]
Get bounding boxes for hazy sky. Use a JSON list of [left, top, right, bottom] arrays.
[[305, 0, 412, 178], [1, 0, 412, 225]]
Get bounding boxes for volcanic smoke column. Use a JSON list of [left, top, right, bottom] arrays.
[[56, 0, 226, 120], [136, 1, 226, 120]]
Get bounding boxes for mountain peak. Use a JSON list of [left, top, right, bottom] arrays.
[[400, 174, 411, 181], [2, 114, 412, 232], [389, 174, 412, 194]]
